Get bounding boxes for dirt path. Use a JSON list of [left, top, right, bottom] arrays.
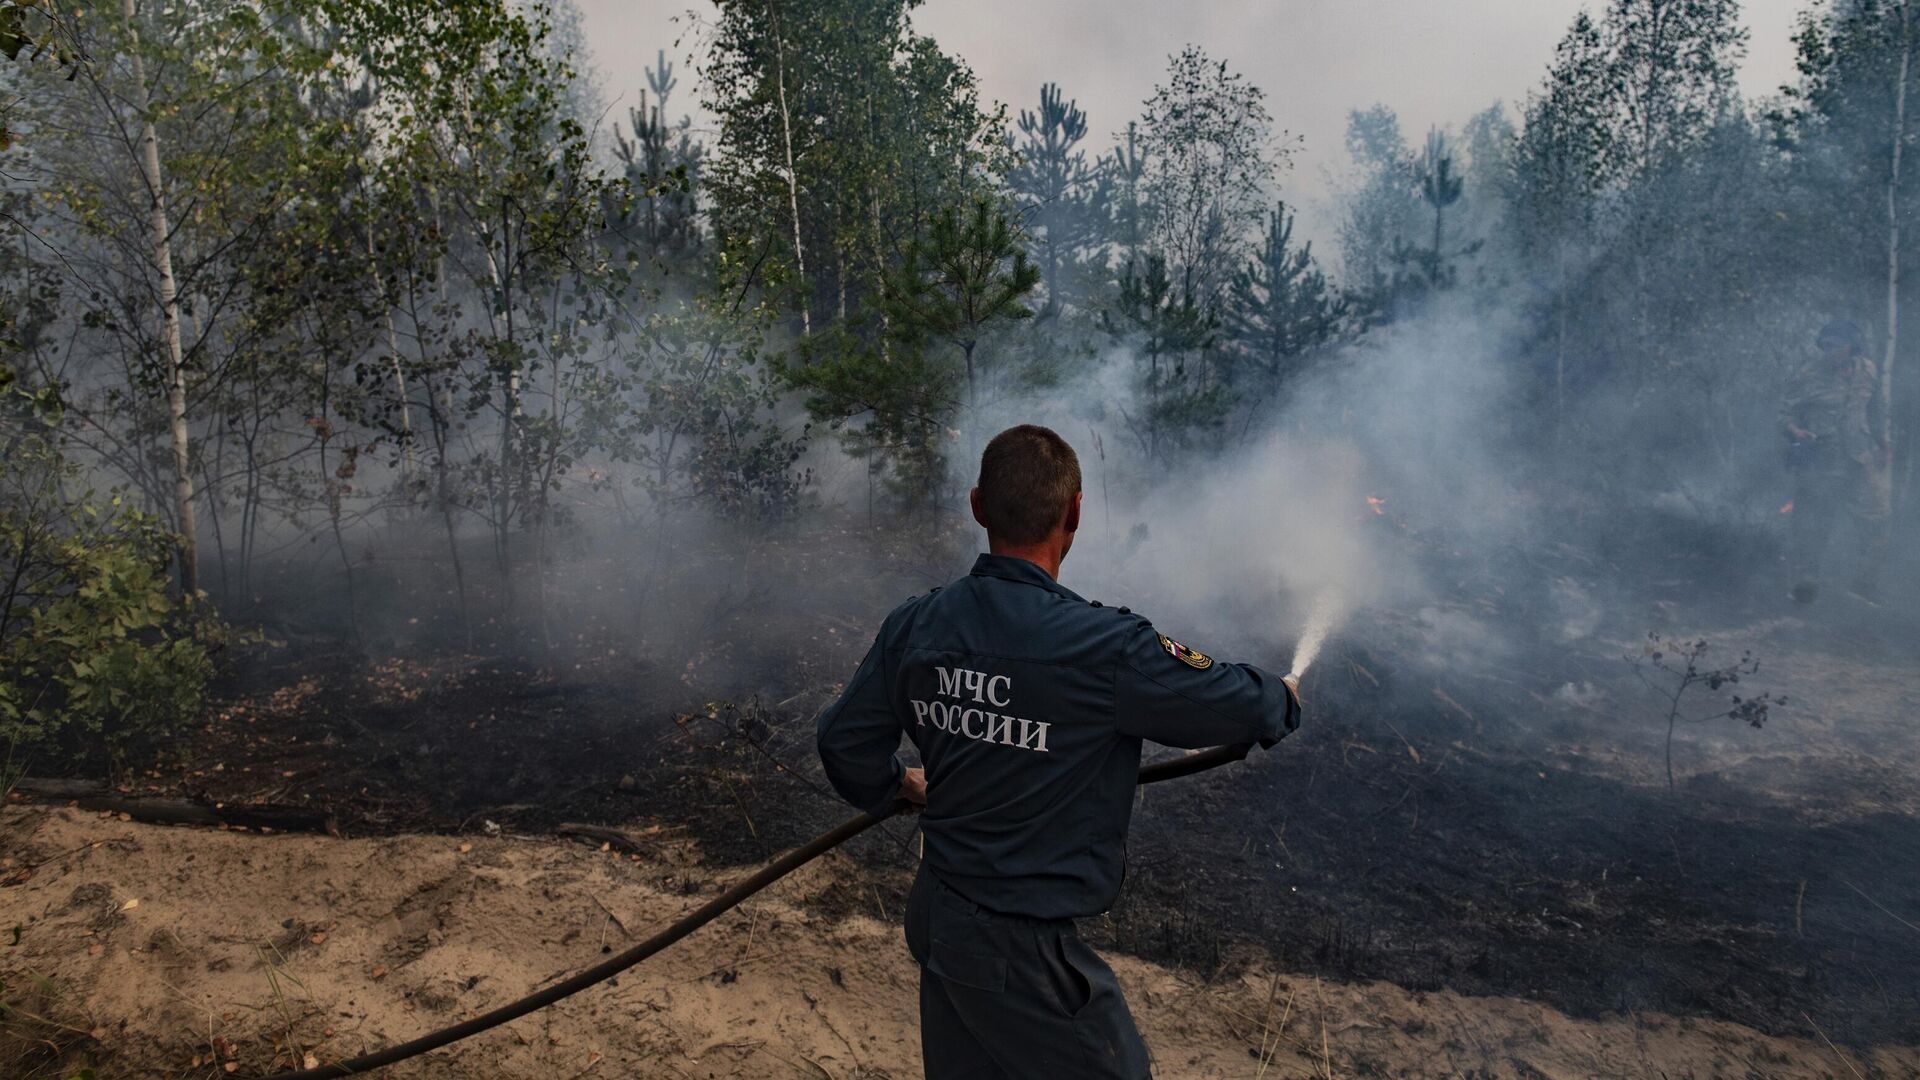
[[4, 805, 1914, 1078]]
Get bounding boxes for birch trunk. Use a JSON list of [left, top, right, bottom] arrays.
[[367, 214, 416, 487], [1885, 2, 1910, 520], [767, 0, 810, 335], [122, 0, 198, 594]]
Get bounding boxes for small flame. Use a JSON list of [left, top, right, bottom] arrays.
[[1779, 500, 1794, 515], [1366, 495, 1386, 516]]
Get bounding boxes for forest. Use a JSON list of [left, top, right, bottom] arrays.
[[1, 0, 1918, 1077]]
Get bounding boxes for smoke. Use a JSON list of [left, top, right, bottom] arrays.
[[950, 294, 1531, 681]]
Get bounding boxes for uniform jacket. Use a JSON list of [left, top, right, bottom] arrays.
[[817, 553, 1298, 920], [1782, 357, 1884, 470]]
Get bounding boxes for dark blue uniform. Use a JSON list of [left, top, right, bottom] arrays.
[[817, 553, 1298, 1079]]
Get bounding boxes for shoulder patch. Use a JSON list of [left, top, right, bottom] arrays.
[[1157, 633, 1213, 670]]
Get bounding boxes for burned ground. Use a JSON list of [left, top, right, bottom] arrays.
[[45, 531, 1918, 1061]]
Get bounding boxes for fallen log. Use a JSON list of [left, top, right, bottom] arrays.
[[9, 778, 336, 835], [554, 822, 654, 856]]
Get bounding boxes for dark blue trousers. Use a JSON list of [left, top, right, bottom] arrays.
[[905, 867, 1152, 1079]]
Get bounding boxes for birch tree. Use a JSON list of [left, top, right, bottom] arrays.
[[116, 0, 197, 594], [1781, 0, 1920, 523], [1136, 46, 1281, 315]]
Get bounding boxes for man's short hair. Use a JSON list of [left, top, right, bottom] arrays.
[[976, 425, 1081, 544]]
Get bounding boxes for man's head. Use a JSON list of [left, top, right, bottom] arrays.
[[1816, 320, 1866, 368], [971, 425, 1082, 567]]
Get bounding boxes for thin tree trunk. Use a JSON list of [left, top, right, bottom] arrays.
[[317, 357, 360, 642], [1885, 1, 1910, 522], [122, 0, 198, 595], [385, 308, 416, 483], [421, 365, 473, 648], [866, 91, 890, 348], [240, 379, 263, 600], [1432, 204, 1444, 272], [963, 341, 976, 411], [367, 217, 416, 489], [1556, 261, 1569, 452], [480, 199, 519, 604], [767, 0, 810, 335]]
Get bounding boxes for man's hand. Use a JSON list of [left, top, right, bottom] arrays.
[[1283, 674, 1304, 709], [897, 767, 927, 809]]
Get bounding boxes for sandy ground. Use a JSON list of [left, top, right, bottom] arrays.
[[2, 803, 1914, 1080]]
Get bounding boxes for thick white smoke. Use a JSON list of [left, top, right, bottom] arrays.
[[954, 295, 1530, 677]]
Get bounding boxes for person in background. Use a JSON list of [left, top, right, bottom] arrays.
[[1782, 320, 1890, 605], [815, 424, 1301, 1079]]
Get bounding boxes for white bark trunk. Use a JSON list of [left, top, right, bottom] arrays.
[[1885, 2, 1909, 518], [367, 216, 416, 485], [122, 0, 198, 594], [767, 0, 810, 335]]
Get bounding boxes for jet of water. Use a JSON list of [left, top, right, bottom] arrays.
[[1287, 588, 1345, 680]]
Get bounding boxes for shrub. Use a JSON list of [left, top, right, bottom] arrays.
[[0, 432, 221, 770]]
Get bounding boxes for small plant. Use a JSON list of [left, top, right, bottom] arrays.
[[1629, 633, 1784, 790]]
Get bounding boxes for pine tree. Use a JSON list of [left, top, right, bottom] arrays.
[[1089, 121, 1148, 272], [1418, 129, 1464, 282], [1106, 254, 1222, 462], [1008, 83, 1102, 316], [881, 198, 1041, 410], [1224, 202, 1348, 398], [611, 49, 704, 266]]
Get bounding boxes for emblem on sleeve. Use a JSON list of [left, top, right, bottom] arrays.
[[1157, 633, 1213, 670]]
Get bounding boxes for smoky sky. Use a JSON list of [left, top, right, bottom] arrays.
[[576, 0, 1804, 244]]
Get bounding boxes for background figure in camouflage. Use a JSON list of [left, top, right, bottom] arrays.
[[1782, 321, 1891, 604]]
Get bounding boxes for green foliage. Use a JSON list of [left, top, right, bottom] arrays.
[[1008, 82, 1106, 315], [1503, 0, 1787, 499], [786, 321, 956, 505], [1338, 105, 1421, 289], [702, 0, 1007, 330], [0, 437, 220, 767], [1596, 0, 1747, 183], [882, 198, 1041, 404], [610, 50, 704, 268], [624, 296, 810, 520], [1106, 253, 1225, 461], [1135, 45, 1280, 312], [1224, 202, 1349, 394], [787, 198, 1038, 499]]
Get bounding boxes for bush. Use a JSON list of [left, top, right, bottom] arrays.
[[0, 433, 220, 770]]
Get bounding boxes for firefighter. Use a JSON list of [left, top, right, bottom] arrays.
[[1782, 320, 1891, 605], [816, 424, 1301, 1079]]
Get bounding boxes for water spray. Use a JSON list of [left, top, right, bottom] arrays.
[[1287, 588, 1345, 681]]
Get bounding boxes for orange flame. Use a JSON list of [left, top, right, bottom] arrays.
[[1779, 500, 1794, 515], [1366, 495, 1386, 515]]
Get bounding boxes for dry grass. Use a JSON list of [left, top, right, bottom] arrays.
[[0, 969, 99, 1080]]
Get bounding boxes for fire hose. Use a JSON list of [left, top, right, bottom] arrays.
[[256, 742, 1256, 1079]]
